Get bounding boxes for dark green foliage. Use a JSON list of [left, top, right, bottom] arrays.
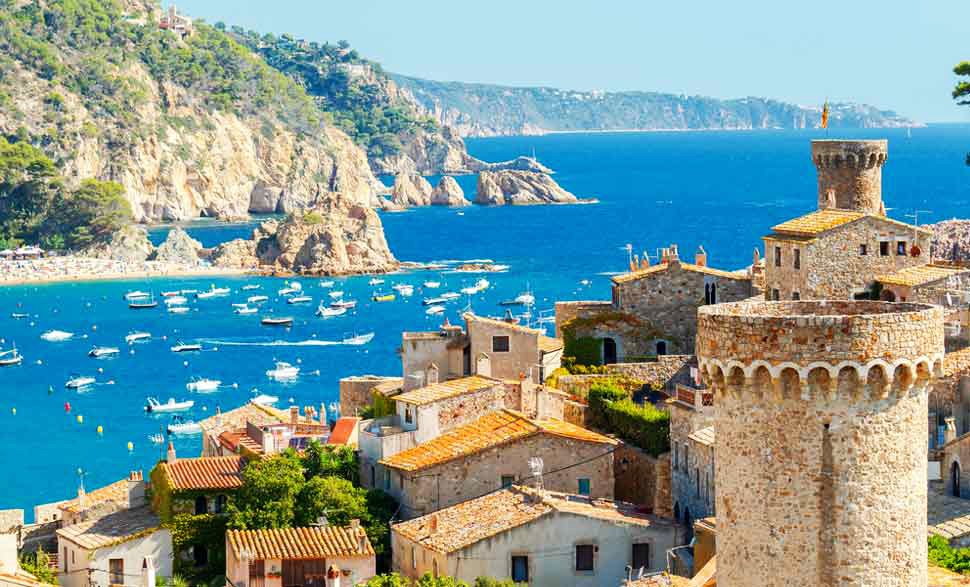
[[56, 178, 131, 247], [302, 440, 359, 484], [19, 547, 57, 584], [588, 381, 670, 456], [226, 451, 305, 529], [563, 335, 603, 366], [955, 61, 970, 165], [168, 514, 228, 583], [929, 534, 970, 574]]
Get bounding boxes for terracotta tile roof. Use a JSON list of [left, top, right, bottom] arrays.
[[0, 572, 56, 587], [538, 336, 563, 353], [464, 312, 543, 335], [327, 417, 360, 446], [394, 487, 667, 554], [160, 455, 244, 491], [380, 410, 615, 472], [688, 556, 717, 587], [770, 209, 865, 236], [218, 429, 263, 455], [877, 264, 969, 287], [393, 375, 499, 406], [226, 526, 373, 560], [688, 426, 715, 447], [59, 479, 129, 515], [373, 378, 404, 397], [56, 506, 161, 550], [199, 402, 286, 438], [611, 261, 749, 285]]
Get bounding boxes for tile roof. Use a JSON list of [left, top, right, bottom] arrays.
[[226, 526, 373, 560], [159, 455, 244, 491], [372, 378, 404, 397], [393, 487, 667, 554], [688, 426, 715, 447], [218, 429, 263, 455], [611, 261, 749, 285], [56, 506, 161, 550], [380, 410, 615, 472], [327, 417, 360, 446], [770, 209, 865, 236], [59, 479, 129, 515], [0, 572, 56, 587], [464, 312, 543, 335], [538, 336, 563, 353], [877, 264, 969, 287], [198, 402, 286, 438], [393, 375, 499, 406]]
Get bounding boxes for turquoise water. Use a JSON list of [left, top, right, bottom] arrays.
[[1, 126, 968, 517]]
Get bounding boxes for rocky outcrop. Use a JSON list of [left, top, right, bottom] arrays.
[[372, 125, 485, 175], [82, 225, 154, 264], [212, 195, 398, 275], [481, 156, 554, 174], [928, 220, 970, 262], [391, 174, 433, 207], [152, 227, 203, 267], [430, 176, 469, 206], [476, 170, 579, 205]]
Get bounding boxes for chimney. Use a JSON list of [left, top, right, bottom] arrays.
[[141, 556, 156, 587], [641, 251, 651, 268], [289, 406, 299, 426], [316, 515, 329, 528], [945, 417, 957, 446], [426, 363, 439, 385], [429, 514, 438, 534], [669, 244, 679, 261], [166, 441, 177, 464], [320, 403, 328, 426], [349, 518, 360, 531], [753, 247, 761, 265], [77, 483, 87, 511], [660, 248, 668, 263], [695, 246, 707, 267], [127, 471, 146, 508], [327, 564, 342, 587]]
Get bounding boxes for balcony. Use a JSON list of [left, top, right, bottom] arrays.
[[359, 416, 416, 463], [675, 384, 713, 409]]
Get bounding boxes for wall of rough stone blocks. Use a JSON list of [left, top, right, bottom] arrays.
[[554, 301, 614, 338], [668, 399, 715, 524], [339, 376, 399, 417], [466, 318, 541, 381], [433, 384, 518, 433], [614, 443, 673, 519], [812, 139, 886, 214]]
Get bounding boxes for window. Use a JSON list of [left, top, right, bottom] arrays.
[[492, 335, 510, 353], [432, 559, 438, 578], [774, 246, 781, 267], [575, 544, 595, 572], [578, 478, 591, 496], [63, 548, 68, 573], [792, 292, 800, 301], [399, 473, 404, 490], [411, 547, 417, 570], [655, 340, 667, 356], [771, 289, 780, 301], [404, 407, 413, 424], [194, 495, 207, 515], [501, 475, 515, 488], [214, 495, 227, 514], [632, 543, 651, 571], [384, 469, 390, 491], [897, 241, 907, 256], [695, 467, 700, 496], [704, 282, 717, 305], [511, 555, 529, 582], [109, 558, 124, 586], [880, 241, 890, 256], [860, 244, 868, 256], [793, 248, 800, 269]]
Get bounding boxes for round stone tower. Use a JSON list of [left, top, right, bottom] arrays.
[[697, 300, 943, 587], [812, 139, 888, 214]]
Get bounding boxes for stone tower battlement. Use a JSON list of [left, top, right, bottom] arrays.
[[698, 300, 943, 587], [812, 139, 888, 214]]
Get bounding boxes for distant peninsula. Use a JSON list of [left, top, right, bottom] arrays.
[[391, 75, 917, 137]]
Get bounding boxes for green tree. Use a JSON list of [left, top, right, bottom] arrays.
[[364, 574, 408, 587], [52, 178, 130, 248], [955, 61, 970, 165], [302, 440, 359, 484], [227, 452, 305, 529], [417, 575, 468, 587], [19, 547, 57, 584], [295, 476, 368, 527], [0, 136, 60, 243], [473, 578, 524, 587]]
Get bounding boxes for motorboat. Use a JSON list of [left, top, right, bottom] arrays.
[[11, 313, 29, 319], [0, 348, 23, 366], [460, 278, 490, 296], [168, 306, 190, 314], [261, 316, 293, 326], [423, 296, 448, 306], [167, 416, 201, 435], [125, 332, 151, 344], [65, 375, 95, 389], [180, 288, 198, 295], [197, 286, 230, 299], [161, 291, 180, 297], [331, 300, 357, 309], [278, 281, 302, 296], [171, 341, 201, 353], [368, 278, 385, 286], [316, 305, 347, 318], [123, 290, 150, 301], [372, 293, 395, 302], [41, 330, 74, 342], [186, 377, 221, 392], [247, 295, 269, 304], [235, 305, 258, 315], [328, 290, 344, 299], [148, 433, 165, 444], [425, 305, 445, 315], [319, 280, 335, 288], [129, 296, 158, 309], [231, 303, 248, 309], [423, 281, 441, 289], [164, 295, 187, 305], [241, 284, 261, 291], [287, 295, 313, 304], [393, 284, 414, 296], [88, 346, 120, 358], [250, 394, 279, 406], [266, 361, 300, 380], [145, 397, 194, 413], [440, 292, 461, 300], [514, 292, 536, 305], [342, 332, 375, 346]]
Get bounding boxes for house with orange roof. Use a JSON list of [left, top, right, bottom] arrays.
[[32, 471, 147, 527], [208, 406, 329, 459], [198, 402, 288, 457], [225, 523, 375, 587], [391, 486, 680, 586], [326, 417, 361, 448], [379, 409, 617, 518]]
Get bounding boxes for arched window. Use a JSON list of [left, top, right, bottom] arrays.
[[603, 338, 617, 365], [194, 495, 207, 515], [953, 461, 962, 498], [656, 340, 668, 356], [673, 502, 681, 521], [683, 508, 693, 541]]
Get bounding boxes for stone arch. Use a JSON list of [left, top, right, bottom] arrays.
[[778, 367, 801, 400], [726, 366, 745, 397], [752, 365, 772, 400], [770, 361, 802, 380], [709, 365, 726, 396], [933, 358, 945, 377], [915, 360, 932, 384], [892, 363, 914, 395], [847, 153, 858, 167], [833, 155, 843, 168], [868, 153, 878, 167], [837, 364, 862, 399], [866, 363, 889, 399], [807, 366, 832, 401], [674, 501, 681, 521], [952, 460, 962, 498], [880, 289, 897, 302]]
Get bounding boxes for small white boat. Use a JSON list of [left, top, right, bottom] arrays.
[[180, 289, 198, 295], [251, 394, 279, 406], [186, 377, 221, 392], [278, 281, 303, 296], [65, 375, 95, 389], [11, 313, 29, 319], [0, 348, 23, 367], [124, 290, 150, 301], [235, 306, 258, 315], [146, 397, 194, 413], [319, 280, 335, 288], [440, 292, 461, 300], [125, 332, 151, 344], [231, 303, 248, 309], [316, 305, 347, 317], [171, 341, 201, 353], [241, 284, 261, 291], [41, 330, 74, 342], [161, 291, 180, 297], [129, 296, 158, 310], [261, 316, 293, 326], [329, 290, 344, 299], [368, 278, 385, 286], [266, 361, 300, 380], [167, 417, 201, 435], [331, 299, 357, 309], [287, 295, 313, 304], [342, 332, 375, 346], [423, 281, 441, 289], [425, 305, 445, 315], [88, 346, 120, 358], [168, 306, 190, 314], [164, 295, 187, 306], [197, 286, 230, 299], [515, 292, 536, 305], [148, 433, 164, 444], [247, 295, 269, 304], [393, 284, 414, 296]]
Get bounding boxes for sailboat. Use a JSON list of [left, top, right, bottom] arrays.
[[0, 348, 22, 367]]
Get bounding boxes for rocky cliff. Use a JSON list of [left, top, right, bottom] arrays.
[[430, 176, 468, 207], [391, 174, 433, 207], [476, 170, 579, 205], [392, 75, 918, 137]]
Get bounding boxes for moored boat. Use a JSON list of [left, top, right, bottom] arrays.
[[145, 397, 194, 413], [261, 316, 293, 326], [329, 290, 345, 299], [168, 306, 190, 314], [342, 332, 375, 345], [129, 297, 158, 309], [171, 341, 201, 353], [41, 330, 74, 342], [125, 331, 151, 344], [440, 292, 461, 300], [425, 305, 445, 315], [235, 306, 258, 315], [247, 295, 269, 304], [316, 305, 347, 317], [266, 361, 299, 380], [423, 296, 448, 306], [167, 416, 201, 435], [331, 299, 357, 309], [423, 281, 441, 289], [319, 280, 335, 288], [65, 375, 95, 389], [241, 284, 261, 291], [0, 348, 23, 366], [186, 377, 221, 392], [164, 295, 187, 306], [368, 278, 385, 286], [88, 346, 120, 358], [372, 293, 395, 302], [287, 295, 313, 304], [250, 394, 279, 406], [123, 290, 150, 301]]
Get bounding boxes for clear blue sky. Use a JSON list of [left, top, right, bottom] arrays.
[[169, 0, 970, 122]]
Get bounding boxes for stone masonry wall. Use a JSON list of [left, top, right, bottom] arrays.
[[434, 383, 520, 433], [697, 300, 944, 587], [339, 375, 400, 417], [614, 442, 673, 518], [812, 139, 887, 214], [668, 399, 715, 524]]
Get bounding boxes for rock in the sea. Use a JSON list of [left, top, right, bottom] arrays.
[[430, 176, 469, 206], [481, 156, 554, 174], [928, 220, 970, 262], [475, 170, 578, 205], [83, 225, 154, 264], [212, 195, 398, 275], [391, 173, 433, 207], [152, 227, 203, 266]]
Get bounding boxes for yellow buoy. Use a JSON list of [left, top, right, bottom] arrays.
[[97, 425, 103, 435], [77, 414, 83, 424], [127, 441, 134, 452]]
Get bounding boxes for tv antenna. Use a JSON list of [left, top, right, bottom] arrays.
[[905, 209, 932, 227], [528, 456, 544, 496]]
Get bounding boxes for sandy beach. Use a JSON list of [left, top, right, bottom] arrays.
[[0, 255, 247, 286]]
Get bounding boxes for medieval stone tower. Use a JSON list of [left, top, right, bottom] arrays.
[[812, 139, 888, 214], [697, 300, 944, 587]]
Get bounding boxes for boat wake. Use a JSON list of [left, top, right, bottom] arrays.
[[200, 333, 374, 347]]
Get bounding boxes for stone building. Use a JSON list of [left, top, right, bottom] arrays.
[[877, 263, 970, 305], [198, 403, 286, 457], [463, 313, 563, 382], [378, 409, 616, 517], [208, 406, 329, 459], [666, 385, 715, 538], [697, 300, 944, 587], [338, 376, 403, 418], [555, 246, 755, 359], [391, 487, 680, 586]]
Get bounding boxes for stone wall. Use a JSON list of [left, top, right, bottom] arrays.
[[339, 375, 401, 417], [466, 316, 542, 381], [811, 139, 887, 214], [554, 300, 613, 338], [614, 443, 673, 518], [942, 431, 970, 499], [431, 383, 520, 435], [668, 397, 715, 525], [606, 356, 696, 393], [562, 398, 587, 427], [697, 300, 944, 587]]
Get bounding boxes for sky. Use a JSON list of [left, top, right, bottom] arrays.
[[168, 0, 970, 123]]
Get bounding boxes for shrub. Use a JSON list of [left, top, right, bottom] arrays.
[[929, 534, 970, 574], [588, 381, 669, 456], [302, 211, 323, 225]]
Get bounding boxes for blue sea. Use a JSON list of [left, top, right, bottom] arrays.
[[1, 126, 968, 517]]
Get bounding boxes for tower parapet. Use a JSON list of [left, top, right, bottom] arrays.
[[812, 139, 887, 214], [697, 300, 943, 587]]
